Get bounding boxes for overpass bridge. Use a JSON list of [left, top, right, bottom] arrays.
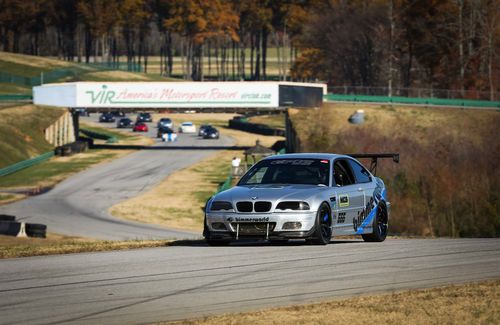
[[33, 81, 326, 152]]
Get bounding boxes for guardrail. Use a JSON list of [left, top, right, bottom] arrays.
[[217, 173, 233, 193], [228, 118, 285, 136], [0, 94, 32, 101], [0, 151, 54, 177], [324, 94, 500, 109], [80, 129, 118, 143]]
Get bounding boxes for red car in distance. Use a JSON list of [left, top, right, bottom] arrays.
[[133, 122, 148, 132]]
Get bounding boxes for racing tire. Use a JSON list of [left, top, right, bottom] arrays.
[[310, 202, 332, 245], [26, 223, 47, 238], [362, 204, 388, 242]]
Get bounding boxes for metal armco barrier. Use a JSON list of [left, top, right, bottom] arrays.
[[0, 94, 32, 101], [80, 129, 118, 143], [0, 151, 54, 177], [228, 119, 285, 136], [324, 94, 500, 109]]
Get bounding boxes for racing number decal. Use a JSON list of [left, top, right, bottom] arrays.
[[339, 195, 349, 208]]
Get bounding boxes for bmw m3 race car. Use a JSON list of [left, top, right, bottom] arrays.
[[203, 153, 399, 245]]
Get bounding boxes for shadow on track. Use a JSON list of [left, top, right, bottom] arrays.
[[167, 239, 364, 247], [91, 144, 250, 151]]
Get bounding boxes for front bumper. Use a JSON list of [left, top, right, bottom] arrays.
[[205, 211, 317, 240]]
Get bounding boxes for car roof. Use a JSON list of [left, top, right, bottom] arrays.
[[262, 153, 350, 161]]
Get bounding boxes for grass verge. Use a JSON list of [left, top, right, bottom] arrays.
[[247, 114, 286, 129], [0, 234, 170, 259], [0, 104, 66, 168], [164, 280, 500, 325], [110, 113, 284, 232]]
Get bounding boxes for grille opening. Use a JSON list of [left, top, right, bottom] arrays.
[[231, 222, 276, 234], [210, 201, 233, 211], [254, 201, 272, 212], [236, 201, 253, 212]]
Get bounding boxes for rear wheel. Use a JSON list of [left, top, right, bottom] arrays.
[[310, 203, 332, 245], [362, 204, 388, 242]]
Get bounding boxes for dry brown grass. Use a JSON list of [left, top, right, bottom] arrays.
[[0, 193, 25, 205], [165, 280, 500, 325], [0, 233, 170, 259], [110, 113, 284, 231]]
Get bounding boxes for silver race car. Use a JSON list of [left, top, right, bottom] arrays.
[[203, 153, 399, 245]]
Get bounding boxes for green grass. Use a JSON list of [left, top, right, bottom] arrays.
[[0, 149, 118, 188], [0, 83, 31, 95], [247, 114, 286, 129], [79, 124, 136, 141], [0, 105, 66, 168]]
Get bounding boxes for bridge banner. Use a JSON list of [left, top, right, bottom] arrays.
[[34, 82, 285, 108], [34, 81, 326, 108]]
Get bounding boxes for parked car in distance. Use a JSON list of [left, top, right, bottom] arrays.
[[133, 122, 148, 132], [137, 112, 153, 123], [117, 117, 133, 128], [74, 107, 90, 116], [179, 122, 196, 133], [157, 118, 173, 129], [99, 112, 115, 123], [157, 126, 175, 138], [112, 111, 126, 117], [198, 124, 212, 137], [203, 126, 219, 139]]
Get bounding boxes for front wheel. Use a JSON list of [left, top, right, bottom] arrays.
[[310, 203, 332, 245], [362, 204, 388, 242]]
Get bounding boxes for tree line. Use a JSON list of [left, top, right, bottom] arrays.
[[0, 0, 498, 99]]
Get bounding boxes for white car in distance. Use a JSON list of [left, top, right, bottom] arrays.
[[179, 122, 196, 133]]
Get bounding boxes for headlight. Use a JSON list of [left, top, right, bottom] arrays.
[[210, 201, 233, 211], [276, 201, 310, 210]]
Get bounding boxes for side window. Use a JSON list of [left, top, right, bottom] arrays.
[[333, 160, 355, 186], [348, 159, 372, 183]]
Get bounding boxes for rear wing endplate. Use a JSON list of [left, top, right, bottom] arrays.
[[346, 153, 399, 176]]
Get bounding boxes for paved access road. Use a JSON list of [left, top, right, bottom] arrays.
[[0, 117, 234, 240], [0, 238, 498, 325]]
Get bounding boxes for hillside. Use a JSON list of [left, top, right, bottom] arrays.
[[0, 105, 66, 168], [0, 52, 179, 95], [290, 103, 500, 238]]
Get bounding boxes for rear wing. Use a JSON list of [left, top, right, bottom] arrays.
[[346, 153, 399, 176]]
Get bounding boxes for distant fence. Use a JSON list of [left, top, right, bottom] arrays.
[[324, 94, 500, 109], [0, 61, 142, 88], [0, 94, 32, 102], [0, 152, 54, 177], [85, 62, 142, 72], [328, 86, 498, 101], [0, 69, 76, 87]]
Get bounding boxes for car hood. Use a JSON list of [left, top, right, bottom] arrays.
[[213, 184, 328, 203]]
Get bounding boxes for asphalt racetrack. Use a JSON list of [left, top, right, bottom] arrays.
[[0, 115, 235, 240], [0, 238, 499, 324]]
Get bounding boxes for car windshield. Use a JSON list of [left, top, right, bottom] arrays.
[[238, 158, 330, 186], [183, 122, 193, 126]]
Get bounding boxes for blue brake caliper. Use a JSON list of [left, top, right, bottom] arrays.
[[323, 214, 329, 222]]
